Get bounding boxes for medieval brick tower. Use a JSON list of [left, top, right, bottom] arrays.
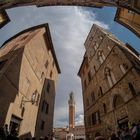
[[68, 92, 75, 130]]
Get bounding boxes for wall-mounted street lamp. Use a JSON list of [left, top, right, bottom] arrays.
[[20, 91, 40, 108]]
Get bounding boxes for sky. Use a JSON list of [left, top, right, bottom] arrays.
[[0, 5, 140, 128]]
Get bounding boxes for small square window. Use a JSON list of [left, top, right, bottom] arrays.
[[45, 103, 49, 114], [45, 60, 48, 69], [52, 61, 55, 67], [50, 71, 53, 78], [40, 120, 45, 130], [100, 36, 103, 40], [46, 82, 50, 93], [0, 60, 7, 70], [89, 36, 93, 41]]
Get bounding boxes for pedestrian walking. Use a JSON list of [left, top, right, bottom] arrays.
[[123, 127, 132, 140], [131, 123, 137, 140], [0, 127, 6, 140]]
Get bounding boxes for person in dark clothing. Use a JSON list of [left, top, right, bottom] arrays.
[[0, 127, 6, 140], [135, 121, 140, 140], [7, 129, 19, 140], [111, 133, 120, 140], [131, 123, 137, 140], [123, 127, 132, 140], [95, 132, 106, 140], [44, 136, 48, 140]]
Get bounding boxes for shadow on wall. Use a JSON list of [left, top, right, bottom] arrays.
[[0, 47, 25, 126], [35, 78, 55, 139], [19, 132, 32, 140]]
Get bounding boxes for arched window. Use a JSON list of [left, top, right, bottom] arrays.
[[94, 42, 99, 50], [120, 64, 126, 74], [98, 51, 105, 64], [100, 36, 103, 40], [113, 95, 124, 109], [91, 92, 95, 102], [100, 87, 103, 96], [89, 36, 93, 41], [128, 82, 136, 96], [87, 98, 89, 106], [21, 107, 25, 117], [94, 66, 96, 72], [103, 103, 107, 113], [107, 46, 111, 51], [105, 67, 116, 88], [40, 72, 45, 81]]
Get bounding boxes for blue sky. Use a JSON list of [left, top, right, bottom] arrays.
[[83, 7, 140, 51], [0, 6, 139, 127]]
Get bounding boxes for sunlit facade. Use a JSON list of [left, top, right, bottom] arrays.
[[0, 24, 60, 139], [114, 7, 140, 38]]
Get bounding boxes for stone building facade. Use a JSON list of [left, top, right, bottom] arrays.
[[114, 7, 140, 38], [0, 24, 60, 139], [78, 24, 140, 140], [117, 0, 140, 14]]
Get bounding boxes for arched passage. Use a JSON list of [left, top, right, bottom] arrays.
[[0, 0, 139, 14], [112, 94, 129, 130], [113, 94, 125, 109], [0, 0, 116, 9]]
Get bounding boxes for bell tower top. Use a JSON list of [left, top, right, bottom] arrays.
[[68, 91, 75, 129], [68, 92, 75, 106]]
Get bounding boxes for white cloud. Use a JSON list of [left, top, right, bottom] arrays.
[[75, 114, 84, 125], [0, 6, 109, 128]]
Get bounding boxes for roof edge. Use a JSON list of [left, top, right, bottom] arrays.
[[1, 23, 61, 73]]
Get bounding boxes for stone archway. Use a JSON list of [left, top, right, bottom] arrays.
[[0, 0, 116, 10], [0, 0, 138, 14], [112, 94, 128, 130]]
